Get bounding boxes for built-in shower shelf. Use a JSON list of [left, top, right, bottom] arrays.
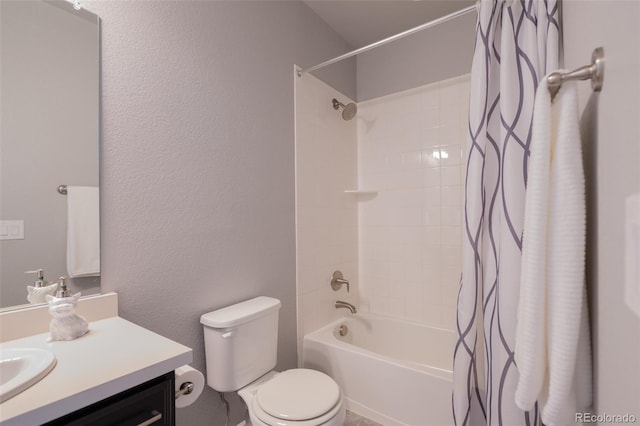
[[344, 189, 378, 195]]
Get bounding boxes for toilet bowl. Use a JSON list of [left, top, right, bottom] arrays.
[[200, 297, 345, 426], [237, 370, 345, 426]]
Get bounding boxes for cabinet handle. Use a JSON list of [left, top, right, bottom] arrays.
[[136, 410, 163, 426]]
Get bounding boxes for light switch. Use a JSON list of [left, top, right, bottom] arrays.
[[0, 220, 24, 240], [626, 193, 640, 319]]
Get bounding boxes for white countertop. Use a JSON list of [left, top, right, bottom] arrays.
[[0, 316, 192, 426]]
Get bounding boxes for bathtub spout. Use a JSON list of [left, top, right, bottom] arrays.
[[335, 300, 357, 314]]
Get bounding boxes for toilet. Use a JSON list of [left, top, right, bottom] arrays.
[[200, 296, 346, 426]]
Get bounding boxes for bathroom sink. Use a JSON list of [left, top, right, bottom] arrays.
[[0, 348, 57, 402]]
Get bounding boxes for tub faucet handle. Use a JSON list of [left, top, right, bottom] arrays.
[[331, 271, 349, 293]]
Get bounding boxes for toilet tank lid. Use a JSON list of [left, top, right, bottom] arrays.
[[200, 296, 281, 328]]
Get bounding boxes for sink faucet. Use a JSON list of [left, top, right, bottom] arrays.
[[335, 300, 357, 314]]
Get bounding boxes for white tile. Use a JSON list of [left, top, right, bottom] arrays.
[[424, 186, 441, 203], [423, 263, 442, 284], [441, 226, 462, 246], [387, 297, 404, 317], [371, 297, 392, 317], [422, 126, 440, 147], [423, 255, 442, 279], [424, 203, 441, 227], [394, 226, 422, 245], [441, 245, 462, 269], [386, 151, 404, 170], [423, 279, 443, 304], [421, 107, 440, 129], [442, 265, 462, 287], [422, 147, 442, 168], [403, 244, 422, 264], [424, 167, 441, 187], [402, 150, 422, 169], [388, 244, 404, 262], [441, 205, 462, 226], [422, 304, 443, 326], [359, 155, 382, 176], [441, 305, 457, 331], [439, 125, 459, 147], [359, 244, 378, 263], [440, 103, 461, 127], [300, 74, 474, 330], [360, 172, 386, 190], [358, 136, 381, 158], [440, 145, 462, 166], [298, 266, 325, 295], [301, 290, 321, 334], [397, 189, 424, 207], [442, 282, 460, 308], [404, 262, 423, 282], [439, 79, 461, 106], [441, 166, 461, 186], [394, 169, 423, 190], [441, 185, 462, 206], [404, 296, 424, 323], [422, 243, 440, 262], [422, 90, 440, 110], [423, 226, 441, 245], [404, 207, 424, 226]]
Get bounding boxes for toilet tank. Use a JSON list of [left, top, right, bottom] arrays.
[[200, 296, 281, 392]]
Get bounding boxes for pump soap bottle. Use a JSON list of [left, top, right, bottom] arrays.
[[25, 269, 59, 304]]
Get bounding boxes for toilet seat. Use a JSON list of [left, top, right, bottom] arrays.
[[250, 369, 344, 425]]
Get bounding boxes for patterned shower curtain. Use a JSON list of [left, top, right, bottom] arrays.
[[453, 1, 559, 425]]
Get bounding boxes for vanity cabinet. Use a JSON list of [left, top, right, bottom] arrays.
[[44, 372, 175, 426]]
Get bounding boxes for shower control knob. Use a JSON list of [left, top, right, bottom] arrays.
[[331, 271, 350, 293]]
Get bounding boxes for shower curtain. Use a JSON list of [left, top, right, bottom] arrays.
[[453, 1, 559, 425]]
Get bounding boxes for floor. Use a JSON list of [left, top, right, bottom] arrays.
[[345, 410, 383, 426]]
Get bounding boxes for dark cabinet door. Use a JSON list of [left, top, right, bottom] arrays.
[[45, 372, 175, 426]]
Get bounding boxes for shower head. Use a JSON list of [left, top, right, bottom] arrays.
[[332, 98, 357, 121]]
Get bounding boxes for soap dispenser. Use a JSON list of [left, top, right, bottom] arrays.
[[53, 276, 72, 298], [45, 277, 89, 342], [25, 269, 59, 304]]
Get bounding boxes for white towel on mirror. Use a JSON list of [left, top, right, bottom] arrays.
[[66, 186, 100, 277], [514, 75, 592, 426]]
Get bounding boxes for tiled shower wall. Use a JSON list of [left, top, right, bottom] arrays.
[[295, 72, 359, 360], [357, 75, 470, 331]]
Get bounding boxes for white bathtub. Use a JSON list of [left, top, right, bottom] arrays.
[[303, 313, 454, 426]]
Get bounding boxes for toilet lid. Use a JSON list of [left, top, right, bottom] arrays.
[[256, 369, 340, 421]]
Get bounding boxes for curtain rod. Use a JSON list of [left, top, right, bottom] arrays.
[[297, 4, 477, 77]]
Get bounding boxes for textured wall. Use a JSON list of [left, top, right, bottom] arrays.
[[356, 12, 475, 102], [83, 1, 354, 424], [564, 0, 640, 419]]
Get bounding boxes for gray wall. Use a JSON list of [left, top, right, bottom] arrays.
[[83, 1, 354, 425], [356, 11, 475, 101], [564, 0, 640, 420], [0, 1, 100, 308]]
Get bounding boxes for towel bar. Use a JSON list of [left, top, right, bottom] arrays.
[[547, 47, 604, 99]]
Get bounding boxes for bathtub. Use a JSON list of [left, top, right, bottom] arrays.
[[303, 313, 454, 426]]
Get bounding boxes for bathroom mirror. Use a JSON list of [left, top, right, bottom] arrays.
[[0, 0, 100, 310]]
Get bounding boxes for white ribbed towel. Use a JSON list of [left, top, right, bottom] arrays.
[[66, 186, 100, 277], [515, 75, 592, 425]]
